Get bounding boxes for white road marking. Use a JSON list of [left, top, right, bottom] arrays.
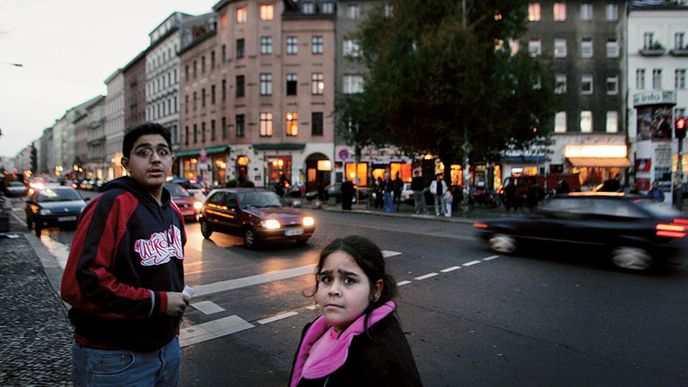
[[463, 260, 482, 267], [414, 272, 438, 280], [441, 266, 461, 273], [180, 315, 254, 347], [483, 255, 499, 261], [191, 301, 225, 315], [382, 250, 402, 257], [397, 280, 412, 286], [193, 264, 316, 296], [257, 311, 299, 325], [38, 237, 70, 269], [305, 304, 318, 310]]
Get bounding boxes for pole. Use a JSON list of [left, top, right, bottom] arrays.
[[678, 137, 683, 210], [461, 0, 471, 212]]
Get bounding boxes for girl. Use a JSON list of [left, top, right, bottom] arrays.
[[290, 235, 423, 387]]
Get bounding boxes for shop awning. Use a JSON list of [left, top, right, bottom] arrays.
[[174, 146, 229, 158], [567, 157, 631, 167], [502, 155, 548, 164], [252, 143, 305, 151]]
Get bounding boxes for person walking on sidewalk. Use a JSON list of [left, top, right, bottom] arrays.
[[61, 123, 189, 387], [410, 170, 426, 214], [341, 178, 355, 210], [429, 174, 448, 216], [392, 172, 404, 212]]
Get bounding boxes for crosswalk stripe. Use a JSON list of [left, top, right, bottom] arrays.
[[257, 311, 299, 325], [180, 315, 254, 347]]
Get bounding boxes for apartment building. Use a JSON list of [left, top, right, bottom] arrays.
[[104, 69, 125, 179]]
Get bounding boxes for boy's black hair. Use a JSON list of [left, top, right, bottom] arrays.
[[122, 122, 172, 158]]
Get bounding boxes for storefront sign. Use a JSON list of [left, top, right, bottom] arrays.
[[564, 144, 627, 158], [633, 91, 676, 107], [338, 149, 350, 160]]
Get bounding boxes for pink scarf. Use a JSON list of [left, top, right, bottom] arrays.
[[290, 301, 396, 387]]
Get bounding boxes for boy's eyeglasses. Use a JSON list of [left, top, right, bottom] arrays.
[[133, 147, 173, 159]]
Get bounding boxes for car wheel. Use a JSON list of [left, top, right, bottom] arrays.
[[611, 247, 652, 271], [244, 228, 258, 249], [200, 219, 213, 239], [488, 234, 516, 254]]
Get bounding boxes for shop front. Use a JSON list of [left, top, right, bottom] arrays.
[[175, 146, 229, 188], [564, 144, 630, 190]]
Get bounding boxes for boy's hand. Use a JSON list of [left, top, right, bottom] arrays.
[[165, 292, 190, 317]]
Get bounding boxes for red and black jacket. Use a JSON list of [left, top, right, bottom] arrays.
[[61, 177, 186, 352]]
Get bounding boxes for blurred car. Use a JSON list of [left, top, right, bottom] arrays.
[[5, 181, 27, 197], [25, 186, 87, 237], [165, 183, 202, 222], [199, 188, 315, 248], [400, 182, 414, 204], [473, 192, 688, 271]]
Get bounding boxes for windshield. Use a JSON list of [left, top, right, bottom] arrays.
[[165, 183, 190, 197], [37, 188, 81, 202], [238, 191, 283, 209]]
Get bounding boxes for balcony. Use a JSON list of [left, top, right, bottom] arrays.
[[639, 42, 665, 57], [670, 48, 688, 57]]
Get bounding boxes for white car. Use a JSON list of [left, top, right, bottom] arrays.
[[401, 183, 414, 204]]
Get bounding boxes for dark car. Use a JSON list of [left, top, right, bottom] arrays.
[[473, 192, 688, 271], [25, 186, 87, 236], [199, 188, 315, 248], [165, 183, 203, 222], [5, 181, 27, 197]]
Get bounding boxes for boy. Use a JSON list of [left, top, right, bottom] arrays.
[[61, 122, 189, 386]]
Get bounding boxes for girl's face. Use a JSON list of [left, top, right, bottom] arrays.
[[315, 250, 382, 333]]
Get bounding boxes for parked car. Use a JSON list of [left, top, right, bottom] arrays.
[[165, 183, 203, 222], [25, 186, 87, 236], [5, 181, 27, 197], [199, 188, 315, 248], [473, 192, 688, 271]]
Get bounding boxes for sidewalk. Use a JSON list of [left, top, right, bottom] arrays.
[[0, 208, 72, 386]]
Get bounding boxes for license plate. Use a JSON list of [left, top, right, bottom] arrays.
[[285, 228, 304, 236], [58, 216, 77, 222]]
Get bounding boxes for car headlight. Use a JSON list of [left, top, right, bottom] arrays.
[[303, 216, 315, 227], [39, 208, 52, 215], [193, 201, 203, 210], [261, 219, 281, 230]]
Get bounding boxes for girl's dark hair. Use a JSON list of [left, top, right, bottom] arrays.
[[310, 235, 397, 326], [122, 122, 172, 158]]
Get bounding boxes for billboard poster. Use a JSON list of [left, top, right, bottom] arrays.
[[636, 106, 673, 141]]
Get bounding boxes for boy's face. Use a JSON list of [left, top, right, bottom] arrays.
[[122, 134, 174, 190]]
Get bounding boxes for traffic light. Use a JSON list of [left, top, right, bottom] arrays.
[[676, 116, 686, 139]]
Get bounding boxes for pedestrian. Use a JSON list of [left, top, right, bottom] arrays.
[[382, 173, 394, 213], [600, 173, 622, 192], [526, 176, 541, 211], [503, 178, 517, 212], [392, 172, 403, 212], [373, 177, 384, 209], [61, 122, 189, 387], [429, 174, 448, 216], [554, 179, 570, 195], [647, 180, 665, 203], [289, 235, 423, 387], [410, 170, 426, 214], [341, 179, 355, 210], [443, 188, 453, 217]]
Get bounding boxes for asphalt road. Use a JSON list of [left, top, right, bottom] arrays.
[[21, 194, 688, 387]]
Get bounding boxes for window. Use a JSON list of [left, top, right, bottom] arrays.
[[312, 112, 323, 136], [528, 3, 541, 21], [202, 88, 206, 108], [676, 69, 686, 90], [606, 111, 618, 133], [580, 111, 592, 133], [312, 35, 324, 54], [605, 4, 618, 21], [211, 119, 216, 141], [528, 38, 541, 56], [676, 33, 685, 50], [260, 4, 274, 20], [193, 91, 197, 110], [322, 2, 335, 14], [236, 114, 245, 137], [555, 74, 567, 94], [222, 79, 226, 101], [343, 39, 361, 57], [286, 112, 298, 136], [581, 4, 592, 21], [185, 126, 189, 145], [211, 51, 215, 69], [653, 69, 662, 90], [287, 36, 299, 55], [236, 7, 247, 23], [201, 122, 206, 143], [193, 124, 198, 143], [220, 13, 228, 29], [260, 73, 273, 96], [553, 3, 566, 21], [286, 73, 297, 96], [185, 65, 189, 81], [607, 76, 618, 95], [311, 73, 324, 95], [193, 60, 197, 78], [636, 69, 645, 90], [236, 75, 245, 97], [343, 75, 364, 94], [384, 4, 394, 18], [222, 116, 227, 139], [581, 74, 593, 94], [260, 36, 273, 55], [554, 39, 567, 57], [211, 84, 216, 104], [347, 4, 360, 19], [260, 112, 273, 137], [644, 33, 654, 50], [236, 39, 245, 59], [581, 38, 593, 58], [555, 112, 567, 133], [302, 1, 315, 14], [184, 94, 189, 114], [222, 45, 227, 62], [607, 39, 619, 58]]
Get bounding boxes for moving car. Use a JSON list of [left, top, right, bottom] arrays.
[[473, 192, 687, 271], [5, 181, 27, 197], [25, 186, 87, 237], [199, 188, 315, 248], [165, 183, 202, 222]]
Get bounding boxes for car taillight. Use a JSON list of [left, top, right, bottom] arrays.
[[673, 218, 688, 225], [473, 223, 488, 229], [656, 222, 687, 238]]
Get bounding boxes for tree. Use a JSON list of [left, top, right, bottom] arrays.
[[30, 143, 37, 174], [335, 0, 558, 183]]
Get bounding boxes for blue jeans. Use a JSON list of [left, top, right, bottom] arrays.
[[72, 336, 180, 387]]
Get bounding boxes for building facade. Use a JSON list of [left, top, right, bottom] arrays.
[[104, 69, 125, 179]]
